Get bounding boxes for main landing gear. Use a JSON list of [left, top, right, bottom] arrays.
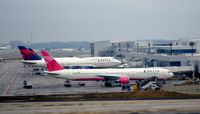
[[104, 81, 121, 87], [64, 81, 86, 87], [104, 82, 112, 87], [64, 80, 72, 87], [163, 80, 166, 84]]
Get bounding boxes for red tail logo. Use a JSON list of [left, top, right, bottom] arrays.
[[43, 56, 53, 64], [18, 46, 41, 60], [41, 51, 65, 72]]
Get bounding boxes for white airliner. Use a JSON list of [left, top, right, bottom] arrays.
[[18, 46, 121, 68], [41, 51, 174, 87], [22, 57, 121, 68]]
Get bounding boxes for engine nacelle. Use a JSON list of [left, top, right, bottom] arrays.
[[120, 77, 129, 83]]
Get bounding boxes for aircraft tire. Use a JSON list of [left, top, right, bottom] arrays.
[[105, 82, 112, 87]]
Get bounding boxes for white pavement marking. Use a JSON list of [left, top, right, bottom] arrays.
[[0, 71, 9, 82]]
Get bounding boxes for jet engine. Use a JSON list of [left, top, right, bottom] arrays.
[[104, 77, 130, 87], [120, 77, 129, 83]]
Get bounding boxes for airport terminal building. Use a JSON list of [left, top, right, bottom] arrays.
[[90, 38, 200, 78]]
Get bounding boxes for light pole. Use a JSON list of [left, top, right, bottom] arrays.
[[190, 42, 195, 56], [118, 43, 121, 52], [127, 43, 129, 52], [148, 43, 151, 54], [169, 42, 173, 56]]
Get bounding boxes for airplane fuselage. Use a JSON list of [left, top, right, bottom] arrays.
[[47, 67, 173, 81], [22, 57, 121, 68]]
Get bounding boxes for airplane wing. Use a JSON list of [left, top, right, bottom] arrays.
[[45, 72, 60, 75], [43, 71, 67, 80], [43, 71, 60, 76], [21, 61, 36, 65], [96, 74, 129, 84], [96, 75, 123, 80]]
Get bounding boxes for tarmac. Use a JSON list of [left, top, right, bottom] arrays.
[[0, 55, 200, 113], [0, 62, 123, 96], [0, 63, 21, 96], [0, 99, 200, 114], [162, 83, 200, 94], [1, 61, 200, 96]]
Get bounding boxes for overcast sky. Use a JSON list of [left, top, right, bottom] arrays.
[[0, 0, 200, 43]]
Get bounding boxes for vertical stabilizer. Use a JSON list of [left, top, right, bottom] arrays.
[[18, 46, 41, 60], [41, 51, 65, 72], [28, 48, 38, 56]]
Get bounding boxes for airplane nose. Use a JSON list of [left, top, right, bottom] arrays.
[[169, 73, 174, 77], [116, 60, 121, 65]]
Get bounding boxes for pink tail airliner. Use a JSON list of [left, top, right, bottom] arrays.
[[41, 51, 174, 87]]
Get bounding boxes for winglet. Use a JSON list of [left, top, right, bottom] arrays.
[[41, 51, 65, 72], [18, 46, 41, 60]]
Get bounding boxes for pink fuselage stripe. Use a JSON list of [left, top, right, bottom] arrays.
[[73, 78, 104, 81], [130, 78, 165, 81], [72, 78, 166, 81]]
